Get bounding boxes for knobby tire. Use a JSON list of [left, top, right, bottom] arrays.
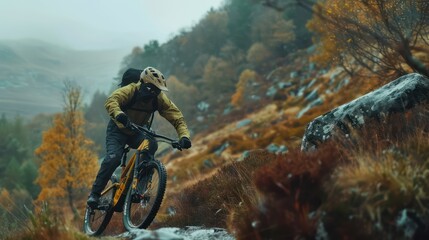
[[83, 180, 116, 236], [123, 159, 167, 230]]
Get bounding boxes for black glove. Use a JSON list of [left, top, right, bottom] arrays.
[[179, 137, 192, 149], [116, 113, 130, 126]]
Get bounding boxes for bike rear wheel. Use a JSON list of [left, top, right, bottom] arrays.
[[83, 180, 116, 236], [123, 160, 167, 230]]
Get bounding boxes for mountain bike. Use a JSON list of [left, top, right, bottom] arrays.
[[83, 123, 182, 236]]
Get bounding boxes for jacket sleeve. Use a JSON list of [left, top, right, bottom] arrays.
[[104, 83, 136, 123], [157, 93, 191, 139]]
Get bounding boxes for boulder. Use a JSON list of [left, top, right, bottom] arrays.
[[301, 73, 429, 151]]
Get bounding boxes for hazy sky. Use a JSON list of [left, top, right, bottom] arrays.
[[0, 0, 225, 50]]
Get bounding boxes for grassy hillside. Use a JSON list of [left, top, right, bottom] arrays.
[[2, 0, 429, 239], [0, 39, 128, 117]]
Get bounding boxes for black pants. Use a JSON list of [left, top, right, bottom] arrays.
[[90, 120, 158, 195]]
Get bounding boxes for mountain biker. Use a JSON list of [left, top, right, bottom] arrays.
[[87, 66, 192, 208]]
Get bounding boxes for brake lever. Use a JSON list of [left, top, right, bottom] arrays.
[[172, 141, 182, 151]]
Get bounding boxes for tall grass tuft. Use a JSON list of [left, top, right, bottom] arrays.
[[0, 188, 34, 239], [322, 105, 429, 238], [2, 201, 93, 240]]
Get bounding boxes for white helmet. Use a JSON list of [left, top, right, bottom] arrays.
[[140, 67, 168, 91]]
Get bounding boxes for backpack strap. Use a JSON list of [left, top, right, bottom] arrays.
[[147, 97, 158, 129]]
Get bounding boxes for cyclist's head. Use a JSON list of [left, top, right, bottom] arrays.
[[140, 67, 168, 92]]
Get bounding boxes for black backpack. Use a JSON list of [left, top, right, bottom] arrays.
[[119, 68, 143, 87]]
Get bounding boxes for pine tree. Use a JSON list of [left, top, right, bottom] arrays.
[[35, 82, 98, 218]]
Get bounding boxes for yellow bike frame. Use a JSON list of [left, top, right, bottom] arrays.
[[100, 139, 151, 207]]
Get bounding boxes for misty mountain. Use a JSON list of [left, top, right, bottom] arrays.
[[0, 39, 129, 118]]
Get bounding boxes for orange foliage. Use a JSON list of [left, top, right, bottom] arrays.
[[306, 1, 352, 66], [0, 188, 12, 212], [35, 84, 98, 216], [307, 0, 429, 76]]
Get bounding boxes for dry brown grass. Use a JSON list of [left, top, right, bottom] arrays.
[[2, 202, 94, 240], [152, 150, 277, 229]]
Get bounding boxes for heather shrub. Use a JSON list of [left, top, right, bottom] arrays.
[[228, 144, 343, 239]]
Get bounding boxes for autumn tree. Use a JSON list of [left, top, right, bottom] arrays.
[[165, 75, 198, 116], [231, 69, 257, 107], [307, 0, 429, 77], [247, 42, 273, 66], [203, 56, 236, 100], [257, 0, 429, 77], [251, 6, 296, 55], [35, 82, 98, 218]]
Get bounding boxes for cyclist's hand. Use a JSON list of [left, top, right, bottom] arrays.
[[179, 137, 192, 149], [116, 113, 130, 127]]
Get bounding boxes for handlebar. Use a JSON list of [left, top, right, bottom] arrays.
[[128, 123, 182, 151]]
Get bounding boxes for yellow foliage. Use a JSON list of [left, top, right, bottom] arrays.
[[246, 42, 272, 65], [167, 75, 198, 99], [203, 56, 236, 94], [231, 69, 257, 107], [166, 75, 198, 114]]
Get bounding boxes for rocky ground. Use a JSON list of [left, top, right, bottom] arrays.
[[118, 226, 235, 240]]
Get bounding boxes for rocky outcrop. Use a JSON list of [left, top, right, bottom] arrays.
[[301, 73, 429, 151]]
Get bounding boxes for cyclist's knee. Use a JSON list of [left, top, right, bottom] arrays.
[[103, 152, 122, 166]]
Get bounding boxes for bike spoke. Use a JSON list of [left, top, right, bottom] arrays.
[[90, 210, 107, 222]]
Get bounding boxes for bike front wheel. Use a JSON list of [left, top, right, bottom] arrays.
[[83, 180, 116, 236], [123, 160, 167, 230]]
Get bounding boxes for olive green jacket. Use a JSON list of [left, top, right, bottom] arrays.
[[105, 82, 190, 139]]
